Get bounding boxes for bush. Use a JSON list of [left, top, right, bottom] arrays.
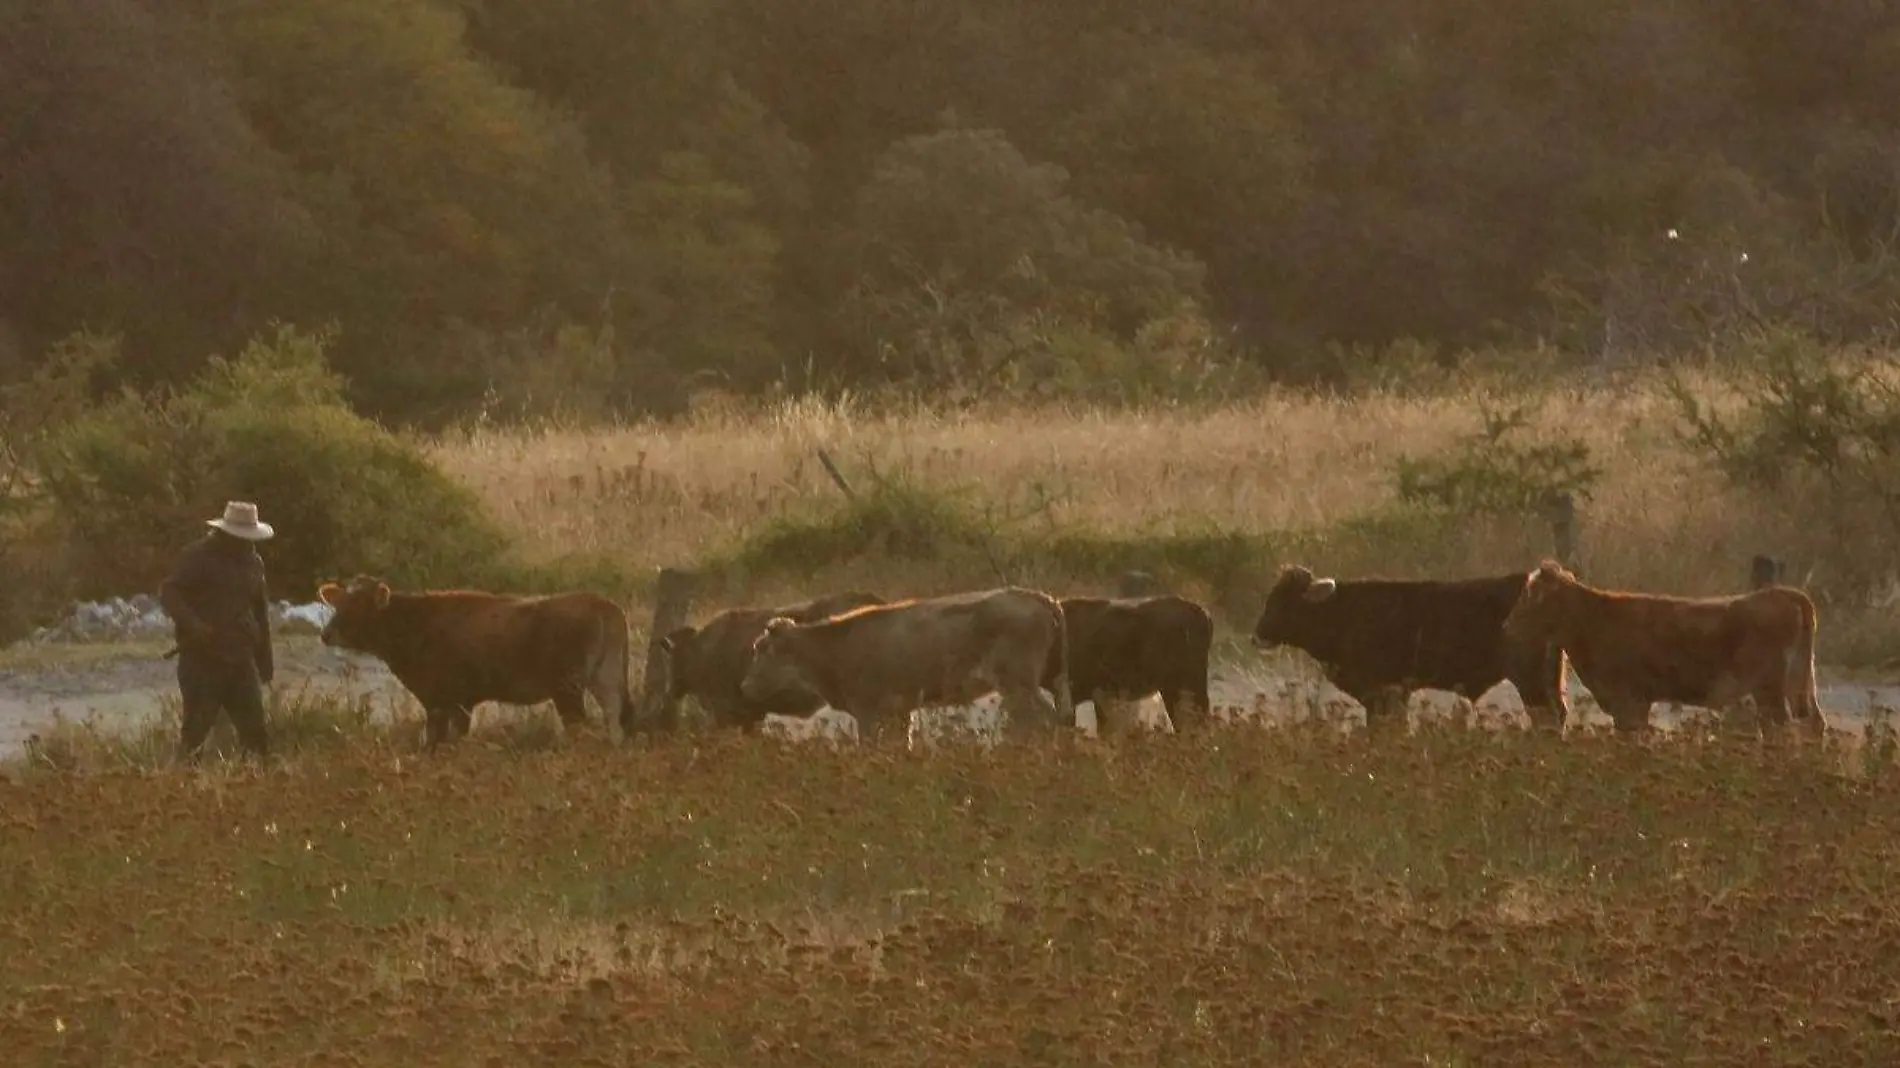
[[1669, 326, 1900, 596], [31, 324, 512, 603], [0, 332, 116, 639], [1392, 400, 1603, 518]]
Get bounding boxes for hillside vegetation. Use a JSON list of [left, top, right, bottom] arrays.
[[6, 0, 1899, 424]]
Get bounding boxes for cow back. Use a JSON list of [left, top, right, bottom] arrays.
[[373, 590, 625, 707], [786, 587, 1059, 709], [1265, 573, 1529, 693], [1058, 595, 1212, 696], [675, 590, 884, 725]]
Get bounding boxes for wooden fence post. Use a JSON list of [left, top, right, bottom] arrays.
[[1118, 570, 1156, 598], [1750, 554, 1785, 590], [638, 566, 698, 731], [1547, 492, 1580, 572]]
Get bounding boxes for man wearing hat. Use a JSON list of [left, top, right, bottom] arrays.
[[158, 501, 277, 762]]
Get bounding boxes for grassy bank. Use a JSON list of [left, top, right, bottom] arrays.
[[6, 714, 1900, 1065], [12, 340, 1900, 666], [431, 370, 1900, 666]]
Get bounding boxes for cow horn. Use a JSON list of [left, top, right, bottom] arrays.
[[1302, 577, 1338, 602]]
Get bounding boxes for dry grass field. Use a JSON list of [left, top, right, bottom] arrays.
[[8, 717, 1900, 1066], [430, 373, 1782, 610]]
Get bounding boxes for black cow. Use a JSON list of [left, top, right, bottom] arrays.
[[1250, 565, 1569, 730], [1048, 595, 1214, 735], [655, 591, 884, 730]]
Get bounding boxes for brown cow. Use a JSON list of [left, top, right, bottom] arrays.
[[1500, 560, 1825, 736], [739, 586, 1075, 741], [1051, 595, 1213, 735], [1250, 565, 1570, 731], [316, 575, 637, 749], [655, 591, 885, 731]]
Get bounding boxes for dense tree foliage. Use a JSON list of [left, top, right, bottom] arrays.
[[5, 0, 1898, 422]]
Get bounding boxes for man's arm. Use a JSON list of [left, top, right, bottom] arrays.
[[252, 562, 274, 683], [158, 547, 215, 645]]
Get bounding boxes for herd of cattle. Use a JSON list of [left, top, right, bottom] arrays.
[[310, 557, 1828, 750]]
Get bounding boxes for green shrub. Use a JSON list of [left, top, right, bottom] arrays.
[[1392, 400, 1603, 518], [32, 324, 512, 602], [724, 464, 1001, 575]]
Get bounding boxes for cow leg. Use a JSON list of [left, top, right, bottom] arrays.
[[1700, 673, 1764, 738], [452, 706, 474, 741], [1510, 642, 1570, 733], [423, 706, 454, 751], [1001, 686, 1057, 741], [1598, 695, 1652, 735], [1449, 688, 1474, 733], [1746, 683, 1795, 738], [1358, 685, 1409, 739], [551, 686, 590, 731], [1088, 690, 1122, 740], [1164, 682, 1211, 734]]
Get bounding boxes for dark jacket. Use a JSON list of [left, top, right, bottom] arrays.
[[159, 532, 273, 680]]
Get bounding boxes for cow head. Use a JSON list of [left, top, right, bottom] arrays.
[[654, 625, 701, 703], [740, 616, 809, 702], [316, 575, 395, 652], [1249, 565, 1339, 650], [1501, 560, 1575, 645]]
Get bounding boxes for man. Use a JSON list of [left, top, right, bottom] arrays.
[[158, 501, 276, 762]]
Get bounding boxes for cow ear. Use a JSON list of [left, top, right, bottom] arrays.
[[317, 582, 344, 607], [373, 582, 392, 609], [1302, 577, 1338, 602]]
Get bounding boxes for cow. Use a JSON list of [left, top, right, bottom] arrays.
[[1051, 595, 1214, 736], [1250, 565, 1570, 732], [653, 591, 885, 731], [316, 575, 638, 750], [1500, 560, 1825, 736], [739, 586, 1075, 741]]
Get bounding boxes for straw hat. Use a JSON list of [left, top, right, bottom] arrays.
[[207, 501, 275, 541]]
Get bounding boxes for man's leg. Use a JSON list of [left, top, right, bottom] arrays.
[[223, 663, 273, 761], [176, 657, 229, 763]]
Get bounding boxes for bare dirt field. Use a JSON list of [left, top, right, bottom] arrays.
[[4, 633, 1896, 759]]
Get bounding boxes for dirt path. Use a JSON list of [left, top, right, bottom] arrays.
[[2, 638, 1895, 757]]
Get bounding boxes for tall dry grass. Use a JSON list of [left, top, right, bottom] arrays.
[[431, 371, 1776, 601]]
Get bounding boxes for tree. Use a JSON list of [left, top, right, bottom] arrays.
[[0, 0, 318, 381], [832, 125, 1213, 394]]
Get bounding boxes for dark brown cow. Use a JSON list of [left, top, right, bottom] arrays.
[[1250, 565, 1570, 731], [1501, 560, 1825, 736], [654, 591, 885, 731], [316, 575, 637, 749], [740, 586, 1075, 740], [1050, 595, 1213, 735]]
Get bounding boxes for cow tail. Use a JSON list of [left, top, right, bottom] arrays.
[[1050, 595, 1075, 727], [1791, 592, 1823, 727], [615, 608, 641, 736], [586, 603, 636, 739]]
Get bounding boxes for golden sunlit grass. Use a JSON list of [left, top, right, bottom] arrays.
[[430, 370, 1779, 605], [7, 719, 1900, 1065]]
